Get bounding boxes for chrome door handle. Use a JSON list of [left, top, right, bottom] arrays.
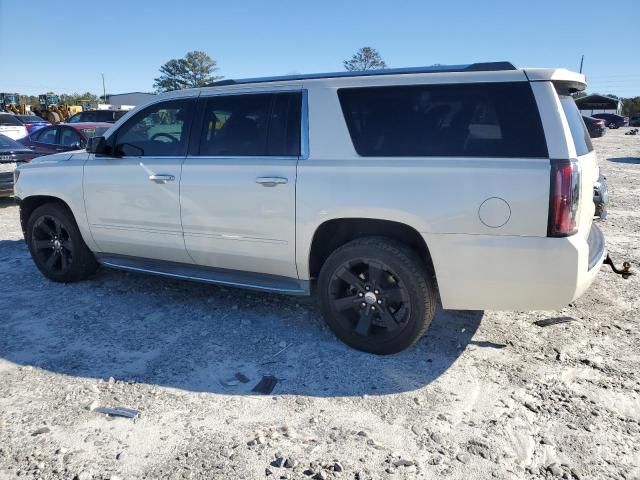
[[256, 177, 288, 187], [149, 174, 175, 183]]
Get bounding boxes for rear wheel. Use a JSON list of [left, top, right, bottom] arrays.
[[26, 203, 98, 282], [608, 122, 618, 129], [318, 237, 437, 355]]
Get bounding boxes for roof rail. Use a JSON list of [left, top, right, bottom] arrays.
[[208, 62, 517, 86]]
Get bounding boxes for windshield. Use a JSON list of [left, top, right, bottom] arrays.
[[560, 96, 593, 156]]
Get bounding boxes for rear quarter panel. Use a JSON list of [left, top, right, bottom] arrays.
[[296, 81, 551, 281]]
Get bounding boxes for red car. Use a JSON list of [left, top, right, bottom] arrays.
[[18, 122, 112, 156]]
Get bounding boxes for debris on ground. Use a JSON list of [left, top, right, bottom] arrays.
[[252, 375, 278, 394], [93, 406, 140, 419], [534, 316, 574, 327]]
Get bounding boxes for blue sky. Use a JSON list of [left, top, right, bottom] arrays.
[[1, 0, 638, 97]]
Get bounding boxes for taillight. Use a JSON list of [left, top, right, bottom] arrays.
[[548, 159, 580, 237], [596, 121, 605, 126]]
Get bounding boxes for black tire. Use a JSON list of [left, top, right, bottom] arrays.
[[608, 122, 618, 129], [26, 202, 98, 283], [317, 237, 437, 355]]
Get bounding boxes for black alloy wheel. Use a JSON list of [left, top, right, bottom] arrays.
[[328, 258, 410, 339], [30, 214, 75, 275], [318, 237, 437, 354]]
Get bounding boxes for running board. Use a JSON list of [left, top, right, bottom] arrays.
[[96, 255, 309, 295]]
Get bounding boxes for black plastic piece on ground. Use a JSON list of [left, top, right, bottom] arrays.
[[252, 375, 278, 395]]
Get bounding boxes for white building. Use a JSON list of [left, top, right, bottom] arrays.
[[575, 94, 622, 116], [106, 92, 156, 109]]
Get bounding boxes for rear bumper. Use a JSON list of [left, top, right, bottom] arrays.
[[424, 223, 605, 310]]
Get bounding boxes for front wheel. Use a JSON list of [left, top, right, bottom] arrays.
[[317, 237, 437, 355], [26, 203, 98, 283]]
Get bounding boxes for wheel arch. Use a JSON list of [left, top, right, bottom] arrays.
[[19, 195, 75, 239], [307, 217, 437, 285]]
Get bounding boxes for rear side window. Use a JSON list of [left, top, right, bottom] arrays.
[[559, 96, 593, 156], [198, 92, 301, 156], [338, 82, 548, 158]]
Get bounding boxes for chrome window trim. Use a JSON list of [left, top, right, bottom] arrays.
[[190, 88, 307, 160], [300, 89, 309, 160]]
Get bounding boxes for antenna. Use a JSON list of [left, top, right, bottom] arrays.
[[579, 55, 584, 74]]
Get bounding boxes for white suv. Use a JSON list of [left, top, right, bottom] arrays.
[[14, 62, 609, 354]]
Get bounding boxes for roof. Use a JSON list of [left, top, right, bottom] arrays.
[[107, 92, 155, 97], [209, 62, 517, 86], [575, 94, 621, 104]]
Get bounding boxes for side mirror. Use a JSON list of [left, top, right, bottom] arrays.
[[87, 136, 107, 154], [114, 142, 144, 157]]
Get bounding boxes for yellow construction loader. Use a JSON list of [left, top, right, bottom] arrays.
[[32, 94, 82, 124], [0, 93, 27, 114]]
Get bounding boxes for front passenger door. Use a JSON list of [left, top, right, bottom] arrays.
[[83, 97, 196, 263]]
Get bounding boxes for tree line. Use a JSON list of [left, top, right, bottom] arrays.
[[16, 48, 640, 116], [152, 47, 387, 92]]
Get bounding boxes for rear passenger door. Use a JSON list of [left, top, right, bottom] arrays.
[[180, 91, 302, 279]]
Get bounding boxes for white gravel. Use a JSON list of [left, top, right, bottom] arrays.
[[0, 128, 638, 480]]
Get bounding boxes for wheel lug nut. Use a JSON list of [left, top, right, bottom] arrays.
[[374, 290, 379, 294], [361, 302, 366, 307], [365, 286, 370, 291], [358, 292, 364, 297], [377, 299, 382, 304], [371, 306, 376, 310]]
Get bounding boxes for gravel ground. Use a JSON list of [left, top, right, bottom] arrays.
[[0, 128, 638, 480]]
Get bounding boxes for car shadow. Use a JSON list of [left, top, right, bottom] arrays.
[[0, 239, 484, 397], [0, 197, 17, 209], [608, 157, 640, 164]]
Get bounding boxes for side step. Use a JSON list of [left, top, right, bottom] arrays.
[[97, 255, 309, 295]]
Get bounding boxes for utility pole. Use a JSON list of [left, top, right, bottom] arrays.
[[579, 55, 584, 74], [101, 73, 107, 105]]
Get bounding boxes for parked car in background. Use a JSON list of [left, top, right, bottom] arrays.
[[591, 113, 628, 129], [17, 122, 111, 156], [582, 115, 607, 138], [14, 62, 613, 354], [0, 134, 34, 197], [66, 110, 128, 124], [629, 115, 640, 127], [0, 113, 28, 140], [15, 115, 50, 134]]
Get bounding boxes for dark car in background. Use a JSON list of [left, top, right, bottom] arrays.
[[0, 134, 34, 197], [16, 115, 50, 134], [582, 115, 607, 138], [66, 109, 128, 124], [18, 122, 111, 156], [591, 113, 628, 129], [629, 115, 640, 127]]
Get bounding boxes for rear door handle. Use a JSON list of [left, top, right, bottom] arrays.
[[256, 177, 288, 187], [149, 174, 175, 183]]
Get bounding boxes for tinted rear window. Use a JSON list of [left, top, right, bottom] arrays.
[[560, 96, 593, 156], [338, 82, 548, 158], [0, 114, 22, 126], [17, 115, 44, 122]]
